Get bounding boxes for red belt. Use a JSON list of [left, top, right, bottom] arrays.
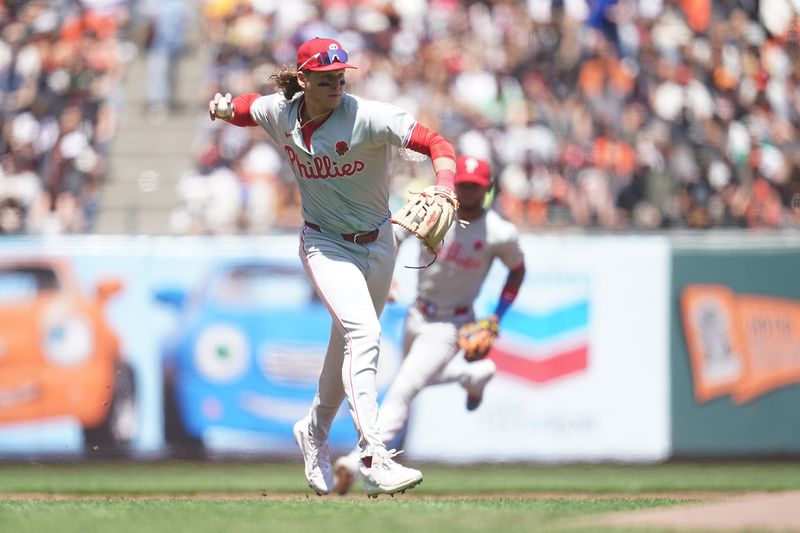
[[305, 221, 380, 245], [416, 299, 470, 318]]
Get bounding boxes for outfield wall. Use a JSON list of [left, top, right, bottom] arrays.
[[669, 234, 800, 457], [0, 233, 797, 461]]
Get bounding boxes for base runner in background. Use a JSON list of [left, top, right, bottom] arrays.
[[333, 156, 526, 494], [209, 37, 459, 497]]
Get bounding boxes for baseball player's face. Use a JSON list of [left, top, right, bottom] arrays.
[[455, 182, 488, 212], [300, 69, 347, 112]]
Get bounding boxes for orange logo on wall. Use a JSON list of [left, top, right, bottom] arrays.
[[681, 285, 800, 404]]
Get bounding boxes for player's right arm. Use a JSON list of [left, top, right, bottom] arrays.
[[208, 92, 260, 126]]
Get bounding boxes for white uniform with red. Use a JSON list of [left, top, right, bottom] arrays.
[[379, 209, 524, 444], [248, 91, 417, 455]]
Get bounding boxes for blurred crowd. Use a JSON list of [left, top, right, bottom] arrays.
[[2, 1, 800, 235], [182, 0, 800, 234], [0, 1, 133, 234]]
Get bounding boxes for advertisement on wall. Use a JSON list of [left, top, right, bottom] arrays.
[[0, 234, 672, 462], [0, 256, 134, 455], [671, 243, 800, 456], [682, 285, 800, 404], [0, 236, 403, 458], [402, 235, 672, 463]]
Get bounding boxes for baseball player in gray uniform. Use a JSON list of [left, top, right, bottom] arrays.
[[208, 37, 459, 497], [332, 156, 526, 495]]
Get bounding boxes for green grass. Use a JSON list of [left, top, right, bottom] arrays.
[[1, 461, 799, 494], [0, 497, 683, 533], [0, 461, 797, 532]]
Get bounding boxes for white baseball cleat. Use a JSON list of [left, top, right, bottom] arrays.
[[333, 450, 361, 495], [361, 448, 423, 498], [293, 418, 333, 495], [464, 359, 497, 411]]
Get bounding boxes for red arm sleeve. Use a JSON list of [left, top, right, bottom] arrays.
[[406, 124, 456, 189], [226, 93, 261, 127], [406, 124, 455, 160]]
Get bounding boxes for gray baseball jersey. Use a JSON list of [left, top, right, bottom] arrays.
[[249, 93, 416, 235], [397, 209, 524, 310], [243, 91, 422, 458]]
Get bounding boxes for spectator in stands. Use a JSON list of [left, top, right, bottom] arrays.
[[0, 197, 26, 235], [0, 1, 129, 234], [141, 0, 192, 122], [8, 0, 800, 234]]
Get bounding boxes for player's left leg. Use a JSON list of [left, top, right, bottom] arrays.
[[298, 227, 385, 495], [377, 310, 459, 444], [305, 250, 384, 452], [331, 232, 395, 496], [334, 309, 455, 495], [433, 356, 497, 411], [358, 223, 424, 497]]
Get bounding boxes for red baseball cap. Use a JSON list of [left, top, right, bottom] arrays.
[[296, 37, 357, 72], [455, 156, 492, 187]]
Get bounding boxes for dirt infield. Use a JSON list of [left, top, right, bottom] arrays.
[[3, 490, 799, 531], [597, 490, 800, 531]]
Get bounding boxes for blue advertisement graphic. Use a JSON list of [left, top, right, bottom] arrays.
[[0, 236, 404, 457]]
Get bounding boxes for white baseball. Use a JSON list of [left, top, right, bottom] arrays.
[[216, 99, 231, 118]]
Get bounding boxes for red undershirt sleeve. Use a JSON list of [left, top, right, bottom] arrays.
[[227, 93, 261, 127], [406, 124, 455, 160], [406, 124, 456, 189]]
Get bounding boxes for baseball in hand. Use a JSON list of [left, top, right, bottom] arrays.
[[216, 99, 232, 118]]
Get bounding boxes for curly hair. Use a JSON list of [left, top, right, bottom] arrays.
[[270, 66, 303, 100]]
